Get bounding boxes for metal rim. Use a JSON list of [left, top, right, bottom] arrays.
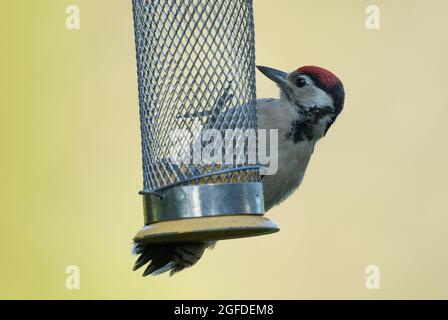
[[142, 182, 264, 224]]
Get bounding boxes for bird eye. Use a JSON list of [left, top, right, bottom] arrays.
[[295, 78, 307, 88]]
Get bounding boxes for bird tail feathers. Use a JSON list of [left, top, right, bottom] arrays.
[[132, 241, 214, 276]]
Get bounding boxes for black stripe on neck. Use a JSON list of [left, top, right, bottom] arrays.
[[285, 106, 334, 143]]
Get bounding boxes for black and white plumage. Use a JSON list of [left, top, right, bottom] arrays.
[[133, 65, 345, 276]]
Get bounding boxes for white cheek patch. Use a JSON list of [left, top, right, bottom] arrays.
[[309, 87, 334, 108], [294, 76, 334, 109]]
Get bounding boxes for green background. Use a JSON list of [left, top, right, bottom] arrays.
[[1, 0, 447, 299]]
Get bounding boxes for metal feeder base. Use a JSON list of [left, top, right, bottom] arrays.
[[134, 215, 279, 244]]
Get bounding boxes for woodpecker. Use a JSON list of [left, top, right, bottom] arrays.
[[133, 65, 345, 276]]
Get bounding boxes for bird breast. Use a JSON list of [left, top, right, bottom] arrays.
[[257, 99, 315, 211]]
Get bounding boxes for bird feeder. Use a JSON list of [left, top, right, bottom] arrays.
[[132, 0, 279, 244]]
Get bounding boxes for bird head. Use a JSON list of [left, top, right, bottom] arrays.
[[257, 65, 345, 136]]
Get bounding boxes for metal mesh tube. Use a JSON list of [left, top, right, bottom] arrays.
[[133, 0, 259, 194]]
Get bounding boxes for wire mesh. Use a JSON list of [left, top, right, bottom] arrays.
[[133, 0, 260, 193]]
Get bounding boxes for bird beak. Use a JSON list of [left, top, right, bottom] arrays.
[[257, 66, 288, 85]]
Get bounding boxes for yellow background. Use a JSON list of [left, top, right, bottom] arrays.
[[1, 0, 447, 299]]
